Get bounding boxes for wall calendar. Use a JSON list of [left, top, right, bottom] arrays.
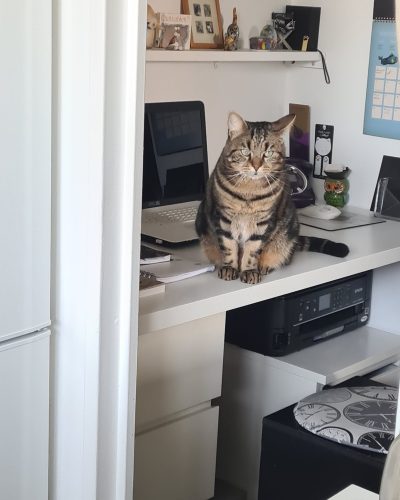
[[364, 0, 399, 140]]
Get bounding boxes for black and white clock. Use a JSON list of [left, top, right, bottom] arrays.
[[350, 387, 397, 401], [295, 403, 340, 429], [294, 386, 398, 454], [343, 400, 396, 431], [317, 426, 353, 444], [357, 431, 394, 453]]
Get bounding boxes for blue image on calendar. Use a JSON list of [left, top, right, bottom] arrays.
[[363, 19, 400, 139]]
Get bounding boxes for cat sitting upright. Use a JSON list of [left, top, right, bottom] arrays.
[[195, 112, 349, 284]]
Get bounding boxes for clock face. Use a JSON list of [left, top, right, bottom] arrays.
[[350, 387, 398, 401], [317, 426, 353, 444], [295, 403, 340, 429], [343, 400, 397, 431], [302, 388, 352, 405], [357, 431, 394, 453]]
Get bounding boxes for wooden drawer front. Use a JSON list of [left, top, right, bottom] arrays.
[[136, 313, 225, 427], [134, 406, 219, 500]]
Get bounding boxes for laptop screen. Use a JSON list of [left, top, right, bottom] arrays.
[[142, 101, 209, 208]]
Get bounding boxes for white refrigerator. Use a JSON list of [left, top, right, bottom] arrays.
[[0, 0, 51, 498]]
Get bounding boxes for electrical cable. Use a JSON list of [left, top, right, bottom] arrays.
[[317, 49, 331, 84]]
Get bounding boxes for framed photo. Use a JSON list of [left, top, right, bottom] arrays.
[[155, 13, 192, 50], [182, 0, 223, 49]]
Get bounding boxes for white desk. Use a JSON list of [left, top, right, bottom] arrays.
[[136, 210, 400, 500], [329, 485, 378, 499], [139, 211, 400, 334]]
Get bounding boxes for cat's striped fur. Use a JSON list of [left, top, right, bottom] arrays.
[[195, 112, 349, 284]]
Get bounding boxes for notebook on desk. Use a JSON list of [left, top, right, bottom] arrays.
[[141, 100, 209, 245]]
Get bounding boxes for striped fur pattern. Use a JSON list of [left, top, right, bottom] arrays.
[[195, 112, 349, 284]]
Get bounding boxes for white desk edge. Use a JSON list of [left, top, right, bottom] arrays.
[[328, 484, 378, 499], [139, 209, 400, 334]]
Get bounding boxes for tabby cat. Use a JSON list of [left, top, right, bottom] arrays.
[[195, 112, 349, 284]]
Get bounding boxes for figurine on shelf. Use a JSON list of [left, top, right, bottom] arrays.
[[324, 166, 351, 208], [224, 8, 239, 51], [146, 4, 158, 49]]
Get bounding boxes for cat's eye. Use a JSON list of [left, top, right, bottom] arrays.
[[264, 150, 274, 159], [241, 148, 251, 157]]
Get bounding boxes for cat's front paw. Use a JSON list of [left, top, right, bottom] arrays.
[[218, 266, 239, 281], [240, 270, 262, 284]]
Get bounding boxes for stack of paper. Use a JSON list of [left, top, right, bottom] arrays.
[[140, 257, 214, 283], [140, 244, 171, 264]]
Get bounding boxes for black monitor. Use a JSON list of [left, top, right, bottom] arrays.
[[142, 100, 209, 208]]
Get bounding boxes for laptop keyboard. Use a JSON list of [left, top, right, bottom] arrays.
[[143, 206, 199, 223]]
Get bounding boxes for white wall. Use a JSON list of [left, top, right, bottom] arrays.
[[288, 0, 400, 335], [146, 0, 400, 335], [146, 0, 292, 169], [288, 0, 400, 208]]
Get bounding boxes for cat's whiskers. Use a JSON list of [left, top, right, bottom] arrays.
[[264, 172, 290, 194], [263, 173, 274, 194]]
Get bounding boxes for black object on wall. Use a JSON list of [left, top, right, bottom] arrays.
[[285, 5, 321, 51], [373, 0, 395, 20]]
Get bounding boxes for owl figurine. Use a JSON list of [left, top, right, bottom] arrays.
[[224, 8, 239, 51], [324, 169, 350, 208]]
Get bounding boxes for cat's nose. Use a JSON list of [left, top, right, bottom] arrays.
[[252, 157, 263, 171]]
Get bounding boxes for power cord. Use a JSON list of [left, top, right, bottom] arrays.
[[317, 49, 331, 84]]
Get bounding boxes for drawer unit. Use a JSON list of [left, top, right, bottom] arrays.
[[134, 406, 219, 500], [136, 313, 225, 428]]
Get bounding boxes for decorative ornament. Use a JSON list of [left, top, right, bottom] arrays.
[[224, 7, 239, 51], [146, 4, 158, 49], [324, 167, 351, 208]]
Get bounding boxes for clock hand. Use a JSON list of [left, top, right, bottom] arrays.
[[304, 409, 333, 420], [370, 435, 386, 452], [348, 413, 396, 417]]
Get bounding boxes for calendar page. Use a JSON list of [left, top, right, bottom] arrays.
[[364, 0, 399, 139]]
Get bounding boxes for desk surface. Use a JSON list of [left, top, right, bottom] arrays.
[[139, 209, 400, 334], [329, 485, 378, 499]]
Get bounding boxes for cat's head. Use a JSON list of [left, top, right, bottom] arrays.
[[222, 112, 296, 180]]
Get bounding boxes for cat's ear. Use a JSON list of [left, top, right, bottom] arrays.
[[271, 114, 296, 134], [228, 112, 247, 139]]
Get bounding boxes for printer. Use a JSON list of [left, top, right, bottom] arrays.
[[225, 271, 372, 356]]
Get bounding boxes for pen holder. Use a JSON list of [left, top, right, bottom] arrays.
[[324, 168, 350, 208]]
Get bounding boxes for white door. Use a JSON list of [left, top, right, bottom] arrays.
[[0, 329, 50, 499], [0, 0, 51, 341]]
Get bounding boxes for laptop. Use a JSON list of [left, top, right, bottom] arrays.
[[141, 100, 209, 245]]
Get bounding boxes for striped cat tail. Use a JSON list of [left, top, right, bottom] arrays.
[[297, 236, 349, 258]]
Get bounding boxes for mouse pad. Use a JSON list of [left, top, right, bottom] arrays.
[[298, 211, 386, 231]]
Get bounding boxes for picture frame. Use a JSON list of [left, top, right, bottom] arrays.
[[181, 0, 223, 49], [155, 13, 192, 50]]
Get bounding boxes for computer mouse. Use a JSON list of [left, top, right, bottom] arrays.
[[298, 204, 342, 220]]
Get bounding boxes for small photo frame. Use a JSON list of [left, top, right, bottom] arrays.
[[182, 0, 223, 49]]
